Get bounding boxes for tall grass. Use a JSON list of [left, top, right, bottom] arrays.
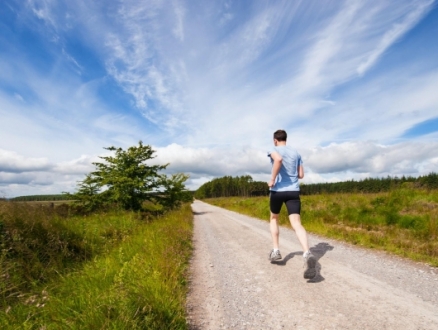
[[0, 202, 138, 302], [205, 188, 438, 266], [0, 202, 193, 329]]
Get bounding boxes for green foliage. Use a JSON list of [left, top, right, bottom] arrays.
[[419, 172, 438, 188], [68, 141, 192, 211], [157, 173, 194, 210], [300, 172, 438, 195], [10, 195, 73, 202], [195, 173, 438, 200], [0, 202, 193, 329], [194, 175, 269, 199], [66, 174, 104, 212]]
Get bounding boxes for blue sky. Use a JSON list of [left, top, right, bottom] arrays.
[[1, 0, 438, 197]]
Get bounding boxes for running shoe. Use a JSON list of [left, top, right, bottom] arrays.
[[269, 249, 282, 261], [303, 252, 317, 279]]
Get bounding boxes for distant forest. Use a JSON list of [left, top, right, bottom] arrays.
[[194, 175, 268, 199], [10, 194, 73, 202], [195, 173, 438, 199], [8, 172, 438, 201]]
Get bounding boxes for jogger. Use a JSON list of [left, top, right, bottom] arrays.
[[267, 129, 316, 279]]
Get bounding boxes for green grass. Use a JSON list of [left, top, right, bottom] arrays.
[[0, 202, 193, 329], [204, 188, 438, 267]]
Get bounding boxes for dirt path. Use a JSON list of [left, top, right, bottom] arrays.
[[186, 200, 438, 330]]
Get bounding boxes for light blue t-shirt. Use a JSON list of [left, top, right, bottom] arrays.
[[268, 146, 303, 191]]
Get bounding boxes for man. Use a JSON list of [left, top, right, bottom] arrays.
[[267, 129, 316, 279]]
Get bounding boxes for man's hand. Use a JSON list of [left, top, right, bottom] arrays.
[[269, 151, 282, 188]]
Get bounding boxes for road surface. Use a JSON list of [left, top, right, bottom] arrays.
[[186, 200, 438, 330]]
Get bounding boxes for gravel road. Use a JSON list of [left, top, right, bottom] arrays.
[[186, 200, 438, 330]]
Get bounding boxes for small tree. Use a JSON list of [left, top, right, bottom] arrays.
[[66, 174, 105, 212], [157, 173, 193, 210], [71, 141, 191, 211]]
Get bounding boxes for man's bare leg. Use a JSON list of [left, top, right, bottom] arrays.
[[290, 213, 316, 278], [268, 213, 282, 261], [270, 213, 280, 249], [289, 214, 309, 252]]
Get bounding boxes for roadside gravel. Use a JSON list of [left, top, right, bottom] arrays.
[[186, 200, 438, 330]]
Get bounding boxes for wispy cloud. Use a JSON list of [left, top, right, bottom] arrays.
[[28, 0, 58, 30], [357, 0, 434, 75], [0, 56, 148, 160], [98, 0, 187, 131], [13, 93, 24, 102], [172, 0, 185, 42], [27, 0, 432, 145], [1, 0, 437, 196]]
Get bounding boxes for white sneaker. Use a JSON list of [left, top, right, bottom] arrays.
[[269, 249, 282, 261]]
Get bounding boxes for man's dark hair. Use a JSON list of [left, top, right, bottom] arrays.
[[273, 129, 287, 141]]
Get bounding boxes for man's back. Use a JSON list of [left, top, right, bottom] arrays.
[[268, 145, 302, 191]]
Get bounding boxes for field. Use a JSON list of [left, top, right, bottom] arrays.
[[2, 186, 437, 327], [204, 188, 438, 266], [0, 201, 193, 329]]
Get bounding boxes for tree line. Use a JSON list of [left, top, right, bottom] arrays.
[[194, 175, 269, 199], [10, 194, 72, 202], [195, 172, 438, 198], [300, 172, 438, 195]]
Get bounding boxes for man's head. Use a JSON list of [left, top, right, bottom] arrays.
[[273, 129, 287, 143]]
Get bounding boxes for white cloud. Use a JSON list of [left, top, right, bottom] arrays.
[[0, 149, 50, 173], [2, 138, 437, 197], [53, 155, 99, 174], [153, 143, 268, 177], [0, 172, 41, 185], [304, 141, 438, 176], [0, 150, 97, 197], [155, 140, 438, 187], [2, 0, 438, 196]]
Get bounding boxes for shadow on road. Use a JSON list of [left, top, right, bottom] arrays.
[[271, 242, 334, 283], [272, 252, 302, 266], [310, 242, 335, 260], [307, 242, 335, 283], [192, 211, 210, 215]]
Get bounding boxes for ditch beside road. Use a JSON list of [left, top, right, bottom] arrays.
[[186, 200, 438, 330]]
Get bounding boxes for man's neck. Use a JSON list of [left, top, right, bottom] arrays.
[[276, 141, 287, 146]]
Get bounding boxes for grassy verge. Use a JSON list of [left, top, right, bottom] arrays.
[[0, 202, 193, 329], [204, 189, 438, 267]]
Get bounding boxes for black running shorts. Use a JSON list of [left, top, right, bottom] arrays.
[[270, 191, 301, 215]]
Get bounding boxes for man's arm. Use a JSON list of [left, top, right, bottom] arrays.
[[268, 151, 282, 188], [298, 165, 304, 179]]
